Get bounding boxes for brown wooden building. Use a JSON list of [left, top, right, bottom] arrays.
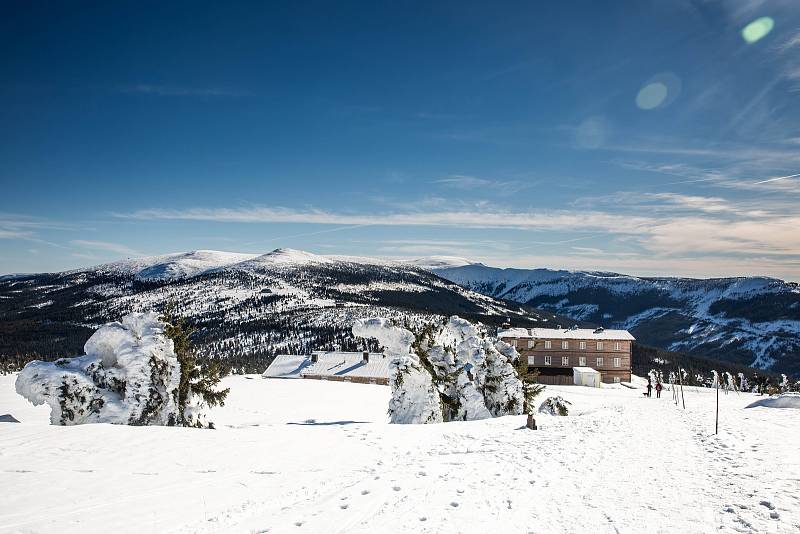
[[499, 326, 634, 385]]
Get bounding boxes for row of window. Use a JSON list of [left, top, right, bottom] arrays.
[[520, 340, 622, 351], [537, 355, 622, 368]]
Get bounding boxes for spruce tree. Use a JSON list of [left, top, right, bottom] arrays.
[[515, 355, 545, 415], [161, 303, 229, 427]]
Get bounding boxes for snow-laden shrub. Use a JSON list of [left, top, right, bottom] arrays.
[[353, 318, 442, 424], [353, 315, 524, 424], [538, 396, 571, 416], [15, 312, 214, 427]]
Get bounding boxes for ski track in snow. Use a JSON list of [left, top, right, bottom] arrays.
[[0, 375, 798, 533]]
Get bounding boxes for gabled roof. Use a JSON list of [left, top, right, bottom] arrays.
[[498, 327, 635, 341], [263, 351, 390, 380]]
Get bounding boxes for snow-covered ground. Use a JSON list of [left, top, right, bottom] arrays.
[[1, 374, 798, 533]]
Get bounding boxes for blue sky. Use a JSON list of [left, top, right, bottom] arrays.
[[2, 0, 800, 280]]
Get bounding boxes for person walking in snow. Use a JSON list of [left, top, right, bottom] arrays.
[[646, 380, 653, 398], [655, 381, 663, 399]]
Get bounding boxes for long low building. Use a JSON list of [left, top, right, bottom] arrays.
[[263, 350, 390, 385], [499, 326, 634, 385]]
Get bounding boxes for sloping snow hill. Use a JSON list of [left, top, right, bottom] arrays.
[[431, 264, 800, 374], [1, 374, 797, 533]]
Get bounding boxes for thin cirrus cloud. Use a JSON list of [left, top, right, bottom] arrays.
[[70, 240, 142, 256], [432, 174, 532, 193], [119, 84, 252, 97], [117, 205, 651, 234], [115, 200, 800, 262]]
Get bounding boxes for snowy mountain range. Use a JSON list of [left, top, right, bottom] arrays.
[[2, 248, 798, 375], [429, 262, 800, 375], [0, 249, 565, 373]]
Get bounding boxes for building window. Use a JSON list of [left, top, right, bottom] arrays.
[[597, 341, 604, 350], [562, 340, 569, 350], [596, 357, 604, 367], [579, 356, 586, 366], [562, 356, 569, 366], [614, 357, 621, 368], [579, 341, 586, 350], [544, 355, 552, 365], [544, 340, 552, 349], [527, 340, 535, 349], [614, 342, 621, 351], [510, 339, 517, 348]]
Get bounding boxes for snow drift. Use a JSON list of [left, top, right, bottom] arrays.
[[745, 393, 800, 410], [353, 315, 524, 424], [15, 312, 208, 427]]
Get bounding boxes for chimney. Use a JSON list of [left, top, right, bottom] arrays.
[[311, 352, 319, 363], [362, 351, 369, 363]]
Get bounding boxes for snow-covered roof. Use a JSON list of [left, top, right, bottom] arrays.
[[263, 351, 390, 380], [262, 355, 313, 378], [498, 327, 635, 341]]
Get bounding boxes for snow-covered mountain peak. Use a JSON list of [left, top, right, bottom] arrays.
[[135, 250, 259, 281], [232, 248, 333, 270], [403, 256, 478, 270]]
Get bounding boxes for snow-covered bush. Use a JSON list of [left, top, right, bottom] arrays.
[[353, 318, 442, 424], [538, 396, 571, 416], [353, 315, 525, 424], [15, 312, 219, 427]]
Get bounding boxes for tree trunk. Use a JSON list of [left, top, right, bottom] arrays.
[[526, 413, 537, 430]]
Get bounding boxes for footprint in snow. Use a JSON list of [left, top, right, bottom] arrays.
[[760, 501, 775, 510], [361, 490, 370, 495], [340, 504, 349, 510], [392, 486, 401, 491], [450, 502, 459, 508], [294, 521, 304, 527], [419, 517, 427, 522]]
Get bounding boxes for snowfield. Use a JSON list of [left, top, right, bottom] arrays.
[[1, 375, 798, 533]]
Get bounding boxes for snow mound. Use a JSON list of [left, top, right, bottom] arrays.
[[15, 312, 191, 426], [745, 393, 800, 409]]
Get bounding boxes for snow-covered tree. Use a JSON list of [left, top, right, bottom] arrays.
[[538, 396, 571, 416], [738, 372, 750, 393], [353, 315, 525, 424], [15, 311, 225, 428], [779, 374, 790, 393], [353, 318, 442, 424]]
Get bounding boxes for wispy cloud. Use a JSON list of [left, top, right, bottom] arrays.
[[120, 84, 251, 97], [753, 172, 800, 185], [0, 229, 32, 239], [70, 240, 142, 256], [116, 205, 651, 234], [432, 174, 532, 193]]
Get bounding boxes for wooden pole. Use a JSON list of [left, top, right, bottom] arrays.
[[715, 381, 719, 435], [679, 369, 685, 409]]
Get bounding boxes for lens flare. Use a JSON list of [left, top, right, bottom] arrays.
[[636, 82, 668, 110], [742, 17, 774, 44], [635, 72, 682, 111]]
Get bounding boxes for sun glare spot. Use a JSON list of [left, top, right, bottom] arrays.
[[742, 17, 774, 44], [636, 82, 668, 110]]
